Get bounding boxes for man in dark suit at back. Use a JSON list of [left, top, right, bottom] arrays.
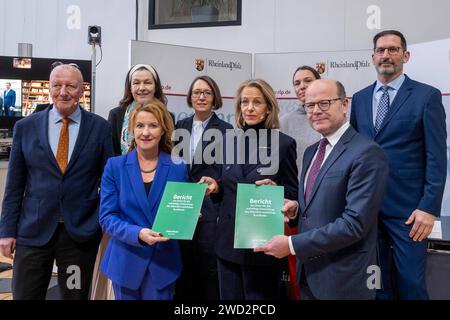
[[350, 30, 447, 300], [0, 64, 114, 300], [255, 79, 389, 299]]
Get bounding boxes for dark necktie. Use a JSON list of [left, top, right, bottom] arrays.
[[56, 117, 70, 173], [305, 138, 328, 202], [374, 86, 390, 132]]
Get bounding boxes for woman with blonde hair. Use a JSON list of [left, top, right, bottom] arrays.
[[201, 79, 298, 299], [99, 101, 187, 300], [91, 64, 173, 299]]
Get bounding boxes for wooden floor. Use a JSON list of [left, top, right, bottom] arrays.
[[0, 255, 13, 300]]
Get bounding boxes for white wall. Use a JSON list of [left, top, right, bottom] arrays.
[[140, 0, 277, 53], [2, 0, 450, 119], [141, 0, 450, 53]]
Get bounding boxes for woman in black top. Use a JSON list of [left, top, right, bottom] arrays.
[[201, 79, 298, 300]]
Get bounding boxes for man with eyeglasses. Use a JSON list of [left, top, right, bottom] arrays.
[[256, 79, 389, 299], [0, 63, 114, 300], [279, 66, 321, 300], [350, 30, 447, 300]]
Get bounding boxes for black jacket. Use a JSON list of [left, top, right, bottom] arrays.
[[213, 127, 298, 266]]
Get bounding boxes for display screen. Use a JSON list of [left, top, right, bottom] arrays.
[[0, 79, 22, 116], [13, 58, 32, 69], [0, 56, 92, 129]]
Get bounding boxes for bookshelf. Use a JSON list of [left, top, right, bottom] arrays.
[[22, 80, 91, 116]]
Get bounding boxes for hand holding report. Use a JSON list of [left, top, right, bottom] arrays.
[[138, 228, 169, 245], [152, 182, 207, 240], [234, 183, 284, 249]]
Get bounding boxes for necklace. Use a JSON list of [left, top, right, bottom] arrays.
[[140, 165, 157, 174]]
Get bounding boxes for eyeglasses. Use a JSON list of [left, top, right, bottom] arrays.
[[51, 61, 80, 70], [192, 90, 213, 98], [373, 46, 403, 56], [304, 98, 341, 113]]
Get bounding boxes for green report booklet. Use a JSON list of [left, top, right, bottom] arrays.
[[234, 183, 285, 249], [152, 181, 207, 240]]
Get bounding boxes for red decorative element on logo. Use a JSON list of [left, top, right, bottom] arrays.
[[316, 62, 326, 75], [195, 59, 205, 72]]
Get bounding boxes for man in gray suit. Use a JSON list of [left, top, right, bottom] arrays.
[[255, 79, 389, 299]]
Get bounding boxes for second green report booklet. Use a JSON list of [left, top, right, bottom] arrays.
[[234, 183, 285, 249], [152, 181, 206, 240]]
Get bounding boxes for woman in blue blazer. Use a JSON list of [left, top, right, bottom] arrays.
[[99, 101, 188, 300]]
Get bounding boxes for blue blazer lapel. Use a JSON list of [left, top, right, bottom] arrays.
[[34, 106, 60, 172], [376, 75, 413, 135], [66, 108, 93, 173], [126, 149, 151, 220], [361, 82, 377, 138], [148, 152, 171, 218]]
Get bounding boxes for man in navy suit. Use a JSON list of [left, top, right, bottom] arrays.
[[0, 64, 114, 299], [350, 30, 447, 300], [3, 82, 16, 117], [255, 79, 389, 299]]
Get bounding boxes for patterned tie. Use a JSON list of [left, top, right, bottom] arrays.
[[374, 86, 390, 132], [305, 138, 329, 202], [56, 117, 70, 173]]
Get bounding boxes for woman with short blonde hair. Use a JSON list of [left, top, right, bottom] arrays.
[[128, 101, 174, 154], [234, 79, 280, 129]]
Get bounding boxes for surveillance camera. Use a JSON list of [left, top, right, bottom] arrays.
[[88, 25, 101, 45], [90, 26, 99, 34]]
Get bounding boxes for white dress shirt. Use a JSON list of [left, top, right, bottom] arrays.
[[190, 114, 212, 165]]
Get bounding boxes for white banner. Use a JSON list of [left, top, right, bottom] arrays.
[[254, 50, 375, 116], [407, 38, 450, 216], [129, 41, 252, 125]]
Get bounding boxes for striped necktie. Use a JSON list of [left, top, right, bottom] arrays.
[[374, 86, 390, 132]]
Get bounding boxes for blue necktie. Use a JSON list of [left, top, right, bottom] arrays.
[[374, 86, 390, 132]]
